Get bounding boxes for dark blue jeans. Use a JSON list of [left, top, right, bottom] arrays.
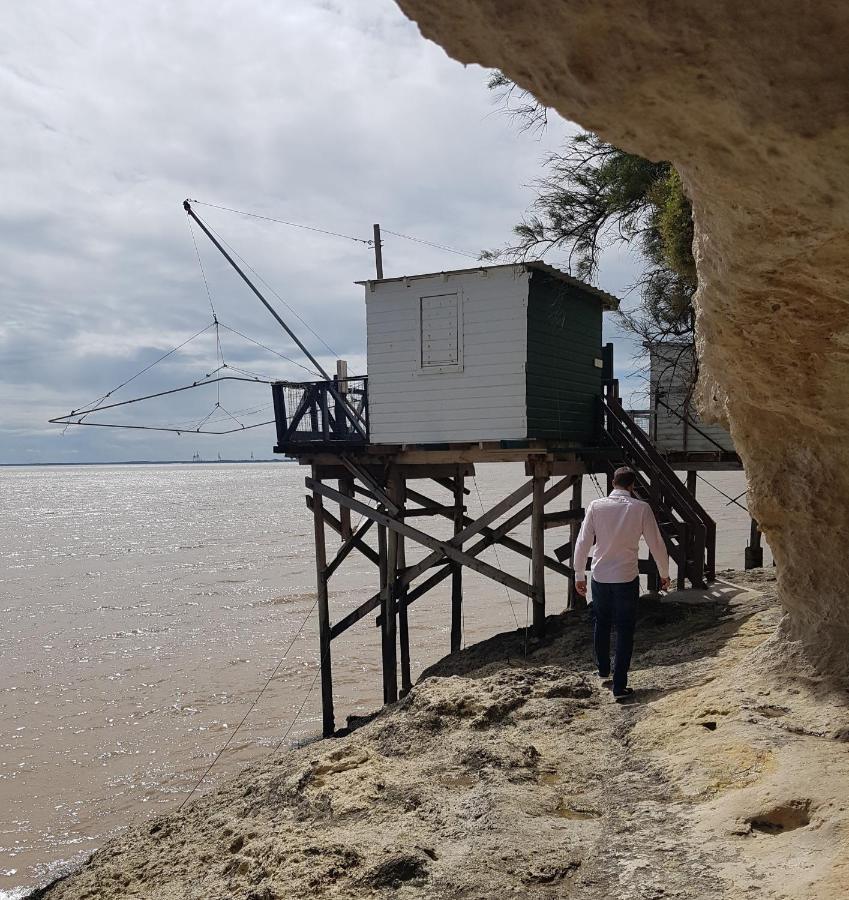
[[591, 577, 639, 695]]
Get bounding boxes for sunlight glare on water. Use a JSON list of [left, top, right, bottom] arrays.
[[0, 462, 770, 894]]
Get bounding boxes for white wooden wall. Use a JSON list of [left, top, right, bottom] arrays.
[[650, 344, 735, 453], [365, 267, 529, 444]]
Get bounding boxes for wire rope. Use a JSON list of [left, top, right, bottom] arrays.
[[188, 199, 372, 246], [177, 593, 320, 811], [471, 476, 521, 632], [187, 217, 218, 322], [381, 228, 480, 260], [68, 321, 217, 421], [217, 322, 321, 378], [201, 219, 340, 361], [695, 473, 748, 513]]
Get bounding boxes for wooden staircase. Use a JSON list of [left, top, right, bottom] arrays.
[[599, 380, 716, 588]]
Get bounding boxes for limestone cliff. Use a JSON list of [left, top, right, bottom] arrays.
[[394, 0, 849, 676], [33, 574, 849, 899]]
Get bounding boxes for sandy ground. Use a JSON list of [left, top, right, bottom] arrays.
[[30, 570, 849, 899]]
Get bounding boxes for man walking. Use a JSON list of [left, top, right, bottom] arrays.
[[573, 467, 670, 700]]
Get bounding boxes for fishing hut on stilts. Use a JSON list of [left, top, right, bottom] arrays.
[[49, 201, 752, 741], [269, 262, 735, 736]]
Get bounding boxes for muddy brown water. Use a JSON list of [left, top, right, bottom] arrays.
[[0, 463, 770, 896]]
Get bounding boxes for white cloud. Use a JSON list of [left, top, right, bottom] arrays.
[[0, 0, 639, 463]]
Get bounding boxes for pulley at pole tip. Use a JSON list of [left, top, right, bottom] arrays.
[[183, 199, 192, 213]]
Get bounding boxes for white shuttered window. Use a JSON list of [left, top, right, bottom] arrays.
[[419, 292, 462, 372]]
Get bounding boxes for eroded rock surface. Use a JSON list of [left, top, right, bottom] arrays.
[[394, 0, 849, 676], [34, 574, 849, 898]]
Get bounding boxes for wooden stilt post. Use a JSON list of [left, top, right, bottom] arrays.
[[394, 471, 412, 697], [380, 471, 398, 704], [686, 469, 697, 497], [338, 476, 354, 541], [450, 466, 464, 653], [568, 475, 584, 609], [310, 466, 334, 737], [531, 464, 549, 633], [745, 518, 763, 569]]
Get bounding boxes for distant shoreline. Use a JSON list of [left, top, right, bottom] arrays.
[[0, 459, 292, 468]]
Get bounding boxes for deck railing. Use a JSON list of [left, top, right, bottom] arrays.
[[271, 376, 368, 451]]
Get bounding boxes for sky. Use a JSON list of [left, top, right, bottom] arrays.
[[1, 0, 643, 464]]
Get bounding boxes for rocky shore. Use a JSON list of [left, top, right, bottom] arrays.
[[33, 570, 849, 899]]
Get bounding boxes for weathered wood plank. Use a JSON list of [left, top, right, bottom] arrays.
[[531, 469, 548, 632], [542, 508, 585, 529], [310, 469, 334, 737], [306, 495, 380, 566], [324, 518, 374, 580], [405, 485, 572, 577], [338, 457, 398, 514], [451, 467, 464, 653], [401, 479, 536, 584], [307, 479, 535, 598]]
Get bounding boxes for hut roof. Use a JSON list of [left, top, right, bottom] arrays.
[[356, 261, 620, 311]]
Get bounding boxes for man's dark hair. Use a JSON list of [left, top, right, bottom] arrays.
[[612, 466, 637, 489]]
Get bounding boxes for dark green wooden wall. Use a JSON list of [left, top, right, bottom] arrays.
[[525, 271, 604, 442]]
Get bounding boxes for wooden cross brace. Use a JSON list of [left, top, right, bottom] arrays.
[[405, 485, 574, 579], [321, 474, 576, 638], [306, 476, 536, 598]]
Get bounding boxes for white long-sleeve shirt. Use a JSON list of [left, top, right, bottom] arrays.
[[573, 488, 670, 583]]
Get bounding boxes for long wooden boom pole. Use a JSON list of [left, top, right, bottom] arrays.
[[183, 199, 331, 381]]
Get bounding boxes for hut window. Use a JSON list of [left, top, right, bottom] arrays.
[[419, 292, 462, 372]]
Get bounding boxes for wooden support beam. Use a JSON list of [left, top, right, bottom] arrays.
[[451, 466, 464, 654], [531, 466, 548, 633], [686, 469, 697, 497], [329, 475, 577, 642], [404, 505, 457, 517], [568, 476, 585, 610], [405, 485, 572, 578], [320, 387, 329, 442], [401, 479, 536, 585], [306, 495, 380, 566], [524, 460, 585, 478], [338, 476, 354, 540], [339, 456, 398, 514], [463, 475, 574, 568], [310, 468, 334, 737], [311, 463, 475, 482], [307, 478, 535, 598], [554, 540, 572, 564], [381, 478, 399, 704], [340, 564, 452, 637], [434, 476, 471, 496], [745, 518, 764, 569], [542, 508, 585, 529], [392, 471, 412, 697], [324, 518, 374, 580]]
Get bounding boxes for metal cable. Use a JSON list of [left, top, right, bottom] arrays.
[[187, 217, 217, 322], [217, 322, 320, 378], [189, 199, 372, 246], [191, 215, 344, 360], [68, 321, 217, 420], [177, 594, 320, 811], [696, 473, 748, 513], [471, 476, 521, 631], [382, 228, 480, 260]]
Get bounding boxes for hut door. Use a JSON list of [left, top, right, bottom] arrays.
[[418, 292, 463, 373]]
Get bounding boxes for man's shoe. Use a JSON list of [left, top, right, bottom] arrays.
[[596, 671, 613, 688], [612, 687, 635, 702]]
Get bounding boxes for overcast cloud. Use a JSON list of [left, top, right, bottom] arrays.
[[1, 0, 641, 464]]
